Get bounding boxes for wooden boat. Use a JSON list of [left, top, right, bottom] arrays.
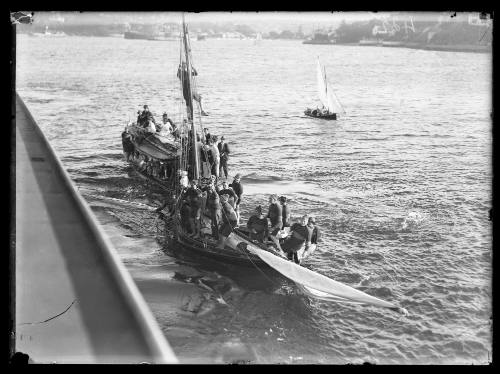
[[122, 120, 179, 192], [304, 57, 345, 120], [304, 109, 337, 120], [172, 215, 279, 267]]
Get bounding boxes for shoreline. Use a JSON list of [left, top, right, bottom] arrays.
[[18, 34, 491, 54], [334, 42, 491, 53]]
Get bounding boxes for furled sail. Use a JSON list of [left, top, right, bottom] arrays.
[[245, 244, 402, 311]]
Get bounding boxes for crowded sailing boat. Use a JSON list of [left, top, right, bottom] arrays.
[[121, 105, 180, 192], [121, 16, 406, 315], [305, 57, 345, 120]]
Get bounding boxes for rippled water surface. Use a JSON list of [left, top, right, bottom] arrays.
[[16, 34, 492, 364]]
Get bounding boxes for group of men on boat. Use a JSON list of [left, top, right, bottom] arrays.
[[136, 105, 180, 140], [174, 172, 320, 265], [176, 174, 242, 249], [125, 148, 176, 181], [305, 106, 333, 117], [200, 128, 231, 180], [255, 194, 321, 264]]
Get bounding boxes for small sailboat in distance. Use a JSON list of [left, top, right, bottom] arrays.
[[305, 57, 345, 120]]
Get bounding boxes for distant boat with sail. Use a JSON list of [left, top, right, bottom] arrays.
[[253, 32, 262, 45], [304, 57, 345, 120]]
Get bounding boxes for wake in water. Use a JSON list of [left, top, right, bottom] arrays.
[[401, 211, 427, 230]]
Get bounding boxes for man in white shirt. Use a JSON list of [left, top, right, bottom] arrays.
[[160, 113, 173, 133], [209, 138, 220, 180]]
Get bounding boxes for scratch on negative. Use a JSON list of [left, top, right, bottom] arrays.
[[17, 300, 77, 326]]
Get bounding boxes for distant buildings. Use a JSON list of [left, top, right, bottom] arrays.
[[15, 12, 492, 50]]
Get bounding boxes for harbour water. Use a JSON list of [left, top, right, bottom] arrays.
[[16, 34, 492, 364]]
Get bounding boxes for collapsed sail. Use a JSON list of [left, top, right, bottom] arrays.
[[245, 244, 399, 310]]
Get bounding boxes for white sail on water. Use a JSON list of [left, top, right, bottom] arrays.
[[326, 81, 345, 114], [244, 243, 402, 311], [316, 58, 345, 115], [316, 59, 329, 109]]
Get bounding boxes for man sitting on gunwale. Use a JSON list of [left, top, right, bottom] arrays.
[[138, 105, 156, 128]]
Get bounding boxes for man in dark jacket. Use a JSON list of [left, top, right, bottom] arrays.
[[247, 205, 269, 243], [282, 214, 313, 264], [180, 199, 193, 235], [121, 130, 134, 161], [279, 196, 291, 229], [139, 105, 155, 127], [267, 194, 283, 253], [218, 136, 230, 179], [185, 180, 202, 238], [301, 216, 321, 261], [203, 128, 211, 144], [205, 183, 221, 240]]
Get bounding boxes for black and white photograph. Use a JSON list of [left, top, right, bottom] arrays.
[[11, 11, 492, 364]]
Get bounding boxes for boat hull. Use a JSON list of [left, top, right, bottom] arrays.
[[303, 40, 336, 45], [304, 110, 337, 120], [122, 124, 179, 192], [124, 31, 152, 40], [126, 124, 179, 160], [128, 161, 176, 192], [171, 218, 276, 267]]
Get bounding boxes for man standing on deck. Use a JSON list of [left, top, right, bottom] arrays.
[[267, 194, 284, 254], [185, 180, 202, 238], [206, 183, 221, 240], [217, 181, 238, 208], [209, 138, 220, 180], [180, 198, 193, 235], [160, 113, 174, 133], [218, 136, 230, 180], [279, 196, 291, 230], [203, 128, 211, 144], [139, 105, 156, 127], [229, 174, 243, 226]]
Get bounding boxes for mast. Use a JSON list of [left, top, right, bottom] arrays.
[[182, 15, 194, 121], [181, 14, 200, 180]]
